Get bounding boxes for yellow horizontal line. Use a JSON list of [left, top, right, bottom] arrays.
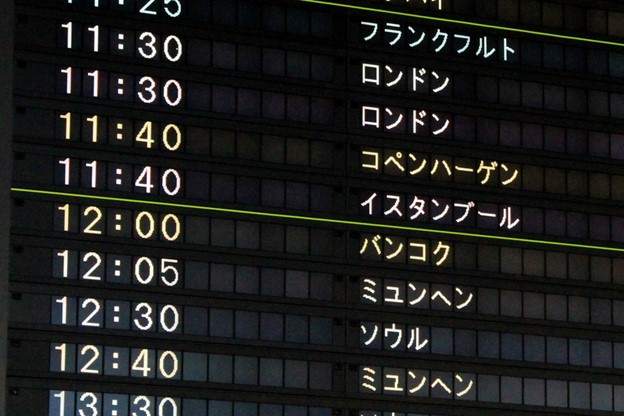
[[11, 187, 624, 253], [300, 0, 624, 47]]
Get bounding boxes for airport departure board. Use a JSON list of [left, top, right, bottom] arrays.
[[3, 0, 624, 415]]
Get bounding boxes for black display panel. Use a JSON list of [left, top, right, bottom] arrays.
[[4, 1, 624, 415], [0, 0, 15, 413]]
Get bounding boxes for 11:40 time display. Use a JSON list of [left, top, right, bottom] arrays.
[[58, 113, 183, 151], [56, 157, 183, 196]]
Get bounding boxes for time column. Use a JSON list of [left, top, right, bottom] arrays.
[[9, 1, 192, 415]]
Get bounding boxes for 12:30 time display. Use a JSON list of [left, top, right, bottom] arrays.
[[52, 296, 181, 333]]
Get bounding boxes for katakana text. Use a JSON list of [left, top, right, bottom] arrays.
[[360, 147, 521, 188], [361, 20, 517, 62]]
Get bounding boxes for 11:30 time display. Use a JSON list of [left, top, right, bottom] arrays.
[[61, 22, 184, 63]]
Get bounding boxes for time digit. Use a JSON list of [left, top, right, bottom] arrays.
[[132, 395, 152, 416], [81, 298, 102, 327], [135, 211, 156, 239], [78, 392, 99, 416], [163, 79, 182, 106], [158, 350, 179, 378], [138, 32, 158, 59], [86, 115, 99, 142], [60, 67, 73, 94], [134, 257, 156, 284], [161, 213, 181, 241], [139, 0, 182, 17], [83, 206, 104, 234], [134, 257, 179, 286], [134, 166, 155, 194], [162, 124, 182, 151], [134, 167, 181, 195], [137, 76, 157, 104], [54, 343, 68, 372], [161, 169, 181, 195], [131, 349, 153, 377], [135, 121, 155, 148], [135, 212, 181, 241], [139, 0, 158, 15], [160, 258, 179, 286], [79, 345, 101, 374], [84, 160, 99, 188], [163, 35, 182, 62], [137, 77, 183, 106], [135, 122, 182, 151], [87, 25, 100, 52], [52, 391, 68, 416], [83, 252, 103, 280], [138, 33, 182, 62], [164, 0, 182, 17], [59, 112, 72, 140], [158, 398, 178, 416], [133, 302, 154, 330], [58, 158, 71, 185], [56, 250, 70, 278], [87, 70, 100, 97], [159, 305, 179, 333], [54, 296, 69, 324], [61, 22, 73, 49], [57, 204, 71, 231]]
